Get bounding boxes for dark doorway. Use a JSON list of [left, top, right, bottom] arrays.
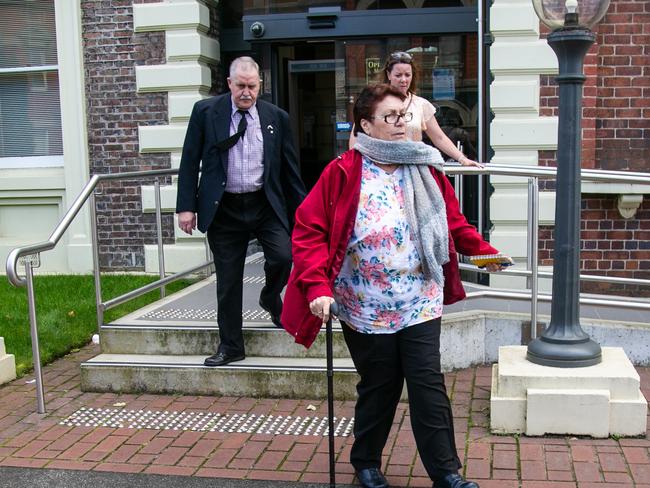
[[276, 42, 337, 190]]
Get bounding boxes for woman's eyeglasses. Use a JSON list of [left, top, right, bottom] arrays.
[[371, 112, 413, 125], [389, 51, 413, 63]]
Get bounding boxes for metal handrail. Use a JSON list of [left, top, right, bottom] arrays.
[[6, 168, 179, 287], [5, 162, 650, 415], [447, 161, 650, 342], [4, 167, 217, 414], [10, 163, 647, 288], [445, 163, 650, 184], [458, 262, 650, 287], [464, 288, 650, 311]]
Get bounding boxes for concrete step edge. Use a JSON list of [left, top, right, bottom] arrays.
[[81, 354, 356, 373]]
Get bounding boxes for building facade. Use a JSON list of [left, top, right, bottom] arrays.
[[0, 0, 647, 296]]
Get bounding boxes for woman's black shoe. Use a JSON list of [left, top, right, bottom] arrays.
[[356, 468, 389, 488], [433, 473, 479, 488]]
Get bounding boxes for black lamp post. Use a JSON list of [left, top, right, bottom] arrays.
[[526, 0, 610, 367]]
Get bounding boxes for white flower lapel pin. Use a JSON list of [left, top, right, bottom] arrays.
[[267, 124, 274, 134]]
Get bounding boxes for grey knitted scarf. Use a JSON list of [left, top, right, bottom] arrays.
[[354, 132, 450, 284]]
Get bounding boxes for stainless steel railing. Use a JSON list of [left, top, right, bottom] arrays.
[[446, 163, 650, 332], [5, 163, 650, 414], [6, 167, 214, 413]]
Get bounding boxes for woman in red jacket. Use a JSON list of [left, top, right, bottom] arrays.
[[281, 85, 508, 488]]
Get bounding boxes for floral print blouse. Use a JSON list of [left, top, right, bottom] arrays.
[[333, 157, 444, 334]]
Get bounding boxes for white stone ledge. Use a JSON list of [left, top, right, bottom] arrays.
[[489, 273, 531, 291], [490, 2, 540, 35], [488, 227, 532, 258], [171, 153, 182, 169], [139, 124, 188, 153], [582, 182, 650, 195], [169, 92, 206, 122], [527, 388, 611, 437], [490, 77, 539, 111], [0, 338, 16, 385], [167, 31, 220, 63], [491, 40, 557, 75], [136, 63, 212, 93], [0, 167, 65, 190], [490, 191, 555, 223], [145, 242, 209, 274], [141, 184, 177, 213], [491, 117, 558, 149], [490, 150, 541, 167], [133, 2, 210, 33], [487, 178, 537, 187]]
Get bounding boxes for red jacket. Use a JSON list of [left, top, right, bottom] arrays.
[[281, 150, 498, 348]]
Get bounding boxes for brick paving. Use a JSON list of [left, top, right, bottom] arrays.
[[1, 344, 650, 487]]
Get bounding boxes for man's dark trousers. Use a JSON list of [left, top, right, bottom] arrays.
[[207, 190, 291, 357]]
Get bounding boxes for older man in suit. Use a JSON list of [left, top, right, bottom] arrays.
[[176, 56, 306, 366]]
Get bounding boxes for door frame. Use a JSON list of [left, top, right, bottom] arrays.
[[242, 7, 477, 42]]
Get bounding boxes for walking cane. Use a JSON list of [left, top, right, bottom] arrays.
[[326, 301, 340, 488]]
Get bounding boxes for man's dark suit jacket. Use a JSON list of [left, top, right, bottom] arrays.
[[176, 93, 306, 232]]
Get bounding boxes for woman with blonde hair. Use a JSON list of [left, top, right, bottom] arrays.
[[350, 51, 481, 168]]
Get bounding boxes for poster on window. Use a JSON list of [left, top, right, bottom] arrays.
[[432, 68, 455, 101], [365, 58, 382, 84]]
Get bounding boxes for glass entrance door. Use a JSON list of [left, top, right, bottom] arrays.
[[265, 34, 478, 191], [273, 42, 337, 189], [334, 36, 482, 233], [333, 35, 478, 161]]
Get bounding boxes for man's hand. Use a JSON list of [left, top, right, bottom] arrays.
[[177, 211, 197, 235]]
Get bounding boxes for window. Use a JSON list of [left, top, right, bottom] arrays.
[[0, 0, 63, 167]]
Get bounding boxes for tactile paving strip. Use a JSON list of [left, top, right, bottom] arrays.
[[247, 255, 265, 264], [243, 276, 266, 284], [141, 309, 271, 321], [141, 308, 217, 320], [60, 407, 354, 436]]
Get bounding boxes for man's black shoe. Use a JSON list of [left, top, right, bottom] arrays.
[[259, 297, 283, 329], [356, 468, 389, 488], [204, 352, 245, 367], [433, 473, 479, 488]]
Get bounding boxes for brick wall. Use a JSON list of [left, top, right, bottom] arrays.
[[82, 0, 171, 269], [536, 0, 650, 296], [595, 0, 650, 172], [538, 197, 649, 297]]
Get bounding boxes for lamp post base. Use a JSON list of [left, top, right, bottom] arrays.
[[527, 336, 602, 367], [492, 346, 646, 437]]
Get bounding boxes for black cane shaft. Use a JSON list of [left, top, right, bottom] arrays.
[[327, 302, 338, 487]]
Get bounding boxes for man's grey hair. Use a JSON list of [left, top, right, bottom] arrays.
[[229, 56, 260, 78]]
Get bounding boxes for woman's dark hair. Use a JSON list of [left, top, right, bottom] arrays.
[[353, 84, 407, 136], [382, 51, 418, 94]]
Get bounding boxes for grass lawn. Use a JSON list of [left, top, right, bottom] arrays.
[[0, 275, 195, 377]]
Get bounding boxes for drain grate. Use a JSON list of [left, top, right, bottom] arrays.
[[60, 407, 354, 436]]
